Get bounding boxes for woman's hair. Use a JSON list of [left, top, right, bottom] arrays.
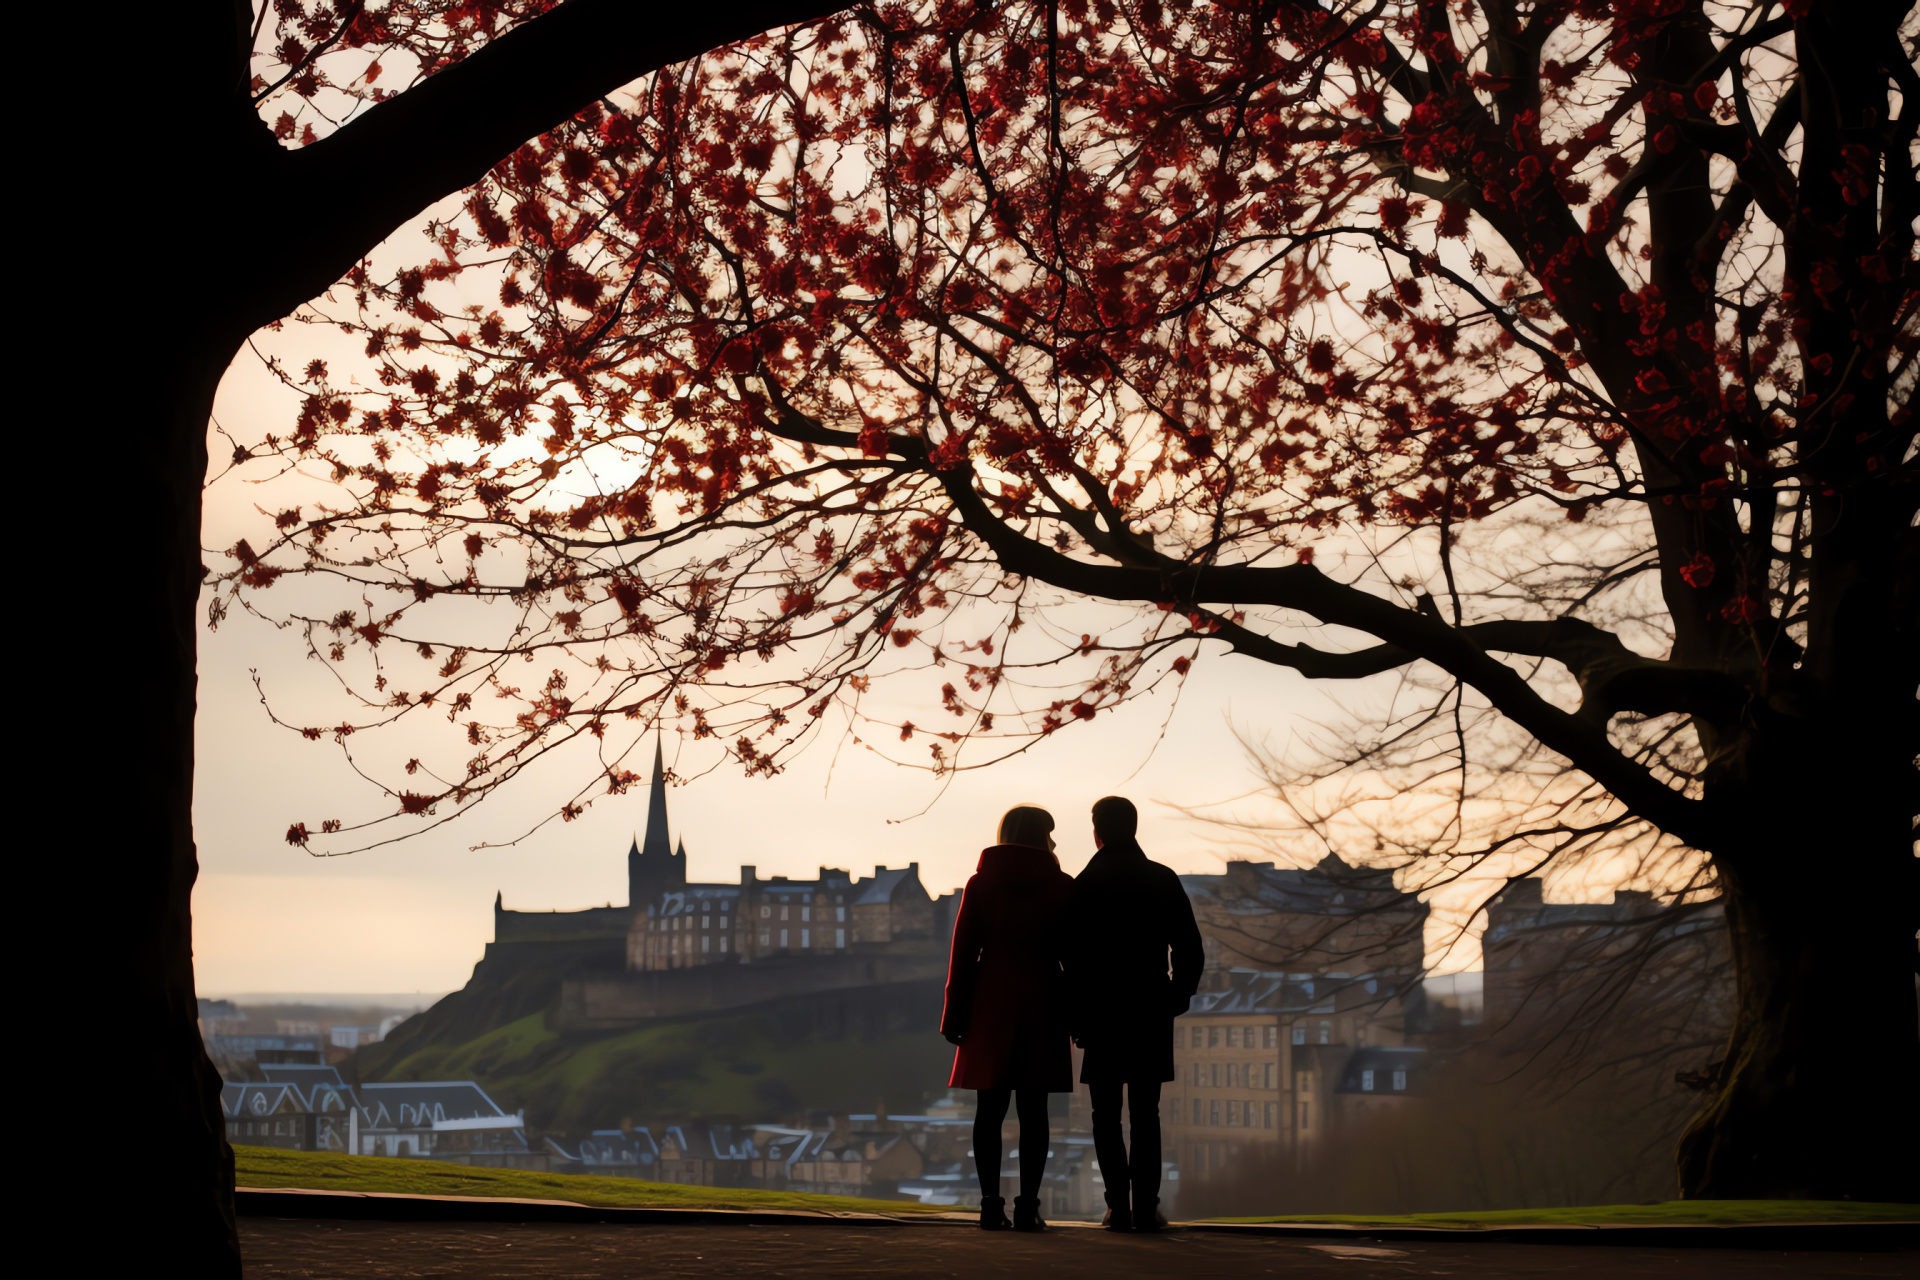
[[997, 804, 1056, 850]]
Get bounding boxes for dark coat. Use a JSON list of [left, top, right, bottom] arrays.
[[940, 844, 1075, 1092], [1065, 839, 1204, 1084]]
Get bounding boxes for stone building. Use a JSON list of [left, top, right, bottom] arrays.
[[629, 862, 940, 970], [1161, 967, 1416, 1177], [615, 741, 942, 970], [1481, 878, 1726, 1029], [1179, 856, 1428, 981]]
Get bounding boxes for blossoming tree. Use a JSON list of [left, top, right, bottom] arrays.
[[64, 0, 1916, 1264], [230, 0, 1914, 1205]]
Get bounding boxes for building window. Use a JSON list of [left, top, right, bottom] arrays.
[[1227, 1026, 1239, 1048], [1211, 1063, 1221, 1087], [802, 906, 811, 923], [836, 906, 846, 922], [720, 916, 728, 930], [1208, 1027, 1220, 1048], [1208, 1101, 1220, 1126], [780, 929, 789, 948], [1193, 1099, 1203, 1125], [1318, 1022, 1331, 1045], [760, 906, 770, 919], [836, 929, 845, 948], [1292, 1025, 1305, 1046], [1299, 1102, 1309, 1131], [759, 931, 769, 945], [781, 906, 789, 921], [1265, 1102, 1277, 1129], [720, 935, 729, 953], [1264, 1063, 1275, 1089], [1393, 1070, 1407, 1091], [702, 916, 709, 930], [1226, 1101, 1238, 1127], [702, 936, 710, 954], [1191, 1028, 1203, 1049], [1361, 1069, 1375, 1092], [801, 929, 810, 948]]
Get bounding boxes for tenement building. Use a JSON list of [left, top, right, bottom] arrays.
[[1149, 856, 1431, 1177], [1162, 967, 1426, 1177]]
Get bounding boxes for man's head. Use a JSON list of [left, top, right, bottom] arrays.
[[1091, 795, 1138, 847], [998, 804, 1057, 852]]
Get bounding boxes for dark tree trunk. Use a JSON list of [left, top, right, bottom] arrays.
[[48, 3, 846, 1269], [53, 313, 248, 1267], [1678, 743, 1920, 1203], [118, 338, 246, 1272]]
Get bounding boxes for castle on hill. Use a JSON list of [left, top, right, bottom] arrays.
[[492, 740, 945, 971]]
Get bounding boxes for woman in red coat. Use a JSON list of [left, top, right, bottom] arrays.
[[940, 805, 1074, 1231]]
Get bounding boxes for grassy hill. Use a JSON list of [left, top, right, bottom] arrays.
[[235, 1145, 942, 1215], [357, 1001, 955, 1132]]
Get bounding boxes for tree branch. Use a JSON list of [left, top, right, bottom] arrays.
[[248, 0, 852, 327], [934, 467, 1717, 846]]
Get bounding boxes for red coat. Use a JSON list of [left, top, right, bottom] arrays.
[[940, 844, 1074, 1092]]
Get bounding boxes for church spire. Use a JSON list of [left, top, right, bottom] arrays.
[[641, 735, 673, 862], [628, 734, 684, 907]]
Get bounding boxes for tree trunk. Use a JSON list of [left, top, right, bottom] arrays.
[[96, 326, 244, 1272], [1677, 763, 1920, 1202]]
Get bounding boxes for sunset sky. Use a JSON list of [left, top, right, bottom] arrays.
[[190, 244, 1632, 1002], [191, 545, 1371, 996]]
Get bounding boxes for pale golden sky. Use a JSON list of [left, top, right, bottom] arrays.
[[191, 295, 1646, 999]]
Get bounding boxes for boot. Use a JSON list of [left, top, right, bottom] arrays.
[[1013, 1195, 1047, 1232], [1131, 1193, 1165, 1233], [1101, 1191, 1133, 1232], [978, 1195, 1011, 1230]]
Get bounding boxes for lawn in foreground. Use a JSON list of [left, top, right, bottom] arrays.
[[235, 1146, 944, 1216], [1206, 1201, 1918, 1227]]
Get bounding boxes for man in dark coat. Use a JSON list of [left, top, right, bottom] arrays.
[[1066, 796, 1204, 1231]]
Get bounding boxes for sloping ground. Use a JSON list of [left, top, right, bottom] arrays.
[[235, 1146, 940, 1215], [1205, 1202, 1918, 1226], [352, 938, 620, 1082], [356, 1003, 954, 1132]]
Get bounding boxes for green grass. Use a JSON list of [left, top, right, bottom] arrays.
[[366, 1010, 954, 1133], [1203, 1201, 1919, 1227], [236, 1145, 945, 1216]]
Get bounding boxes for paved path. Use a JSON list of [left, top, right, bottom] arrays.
[[240, 1218, 1916, 1279]]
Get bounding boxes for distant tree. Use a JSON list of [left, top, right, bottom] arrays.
[[223, 0, 1915, 1207]]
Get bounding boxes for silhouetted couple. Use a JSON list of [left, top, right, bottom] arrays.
[[940, 798, 1203, 1233]]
